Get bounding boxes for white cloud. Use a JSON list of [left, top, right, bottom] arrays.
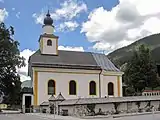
[[58, 46, 84, 52], [18, 49, 35, 82], [32, 0, 87, 31], [16, 12, 20, 19], [57, 21, 79, 32], [0, 0, 4, 3], [32, 12, 45, 25], [12, 8, 15, 11], [53, 0, 87, 20], [0, 8, 8, 22], [81, 0, 160, 53]]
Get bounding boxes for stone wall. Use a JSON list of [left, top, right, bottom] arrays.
[[59, 100, 160, 116]]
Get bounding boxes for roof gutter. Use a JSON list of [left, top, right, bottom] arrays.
[[99, 69, 102, 98]]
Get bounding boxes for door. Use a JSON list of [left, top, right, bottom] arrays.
[[25, 96, 31, 113]]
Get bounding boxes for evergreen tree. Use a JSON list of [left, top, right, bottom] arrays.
[[124, 44, 159, 95], [0, 22, 25, 105]]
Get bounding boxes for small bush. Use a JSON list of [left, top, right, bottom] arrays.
[[87, 104, 96, 115], [138, 108, 142, 113], [42, 109, 46, 113]]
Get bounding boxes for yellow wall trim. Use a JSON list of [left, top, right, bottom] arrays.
[[103, 71, 124, 76], [34, 70, 99, 75], [117, 76, 120, 97], [56, 38, 58, 55], [34, 71, 38, 106], [40, 37, 58, 55]]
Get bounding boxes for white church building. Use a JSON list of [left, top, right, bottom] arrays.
[[22, 11, 123, 112]]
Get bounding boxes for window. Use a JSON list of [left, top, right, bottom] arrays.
[[89, 81, 96, 95], [47, 39, 52, 46], [48, 80, 55, 95], [69, 80, 76, 95], [108, 82, 114, 96]]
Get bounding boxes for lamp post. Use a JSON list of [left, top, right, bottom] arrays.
[[152, 106, 155, 120]]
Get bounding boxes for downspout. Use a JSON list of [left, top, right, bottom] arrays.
[[99, 69, 102, 98]]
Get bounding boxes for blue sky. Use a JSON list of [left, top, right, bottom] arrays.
[[1, 0, 160, 81], [1, 0, 118, 52]]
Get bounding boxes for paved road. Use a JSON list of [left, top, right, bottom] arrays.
[[1, 113, 160, 120], [0, 114, 55, 120]]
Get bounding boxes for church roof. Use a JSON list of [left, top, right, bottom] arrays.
[[40, 101, 49, 106], [21, 80, 32, 88], [56, 92, 65, 101], [48, 95, 56, 101], [21, 87, 33, 94], [29, 50, 120, 73]]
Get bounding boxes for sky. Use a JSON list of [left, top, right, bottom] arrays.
[[1, 0, 160, 81]]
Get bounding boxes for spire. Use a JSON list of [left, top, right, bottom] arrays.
[[46, 10, 50, 17], [43, 10, 53, 25]]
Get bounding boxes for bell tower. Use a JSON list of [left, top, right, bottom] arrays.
[[39, 10, 58, 55]]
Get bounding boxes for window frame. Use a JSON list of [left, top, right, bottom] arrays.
[[89, 81, 96, 95], [108, 82, 114, 96], [69, 80, 77, 95], [48, 80, 56, 95], [47, 39, 52, 46]]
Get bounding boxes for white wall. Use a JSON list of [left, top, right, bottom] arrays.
[[37, 70, 100, 105], [43, 25, 54, 34], [95, 103, 114, 113], [41, 37, 57, 55], [59, 100, 160, 116], [32, 67, 123, 105], [59, 106, 75, 116], [101, 75, 120, 97]]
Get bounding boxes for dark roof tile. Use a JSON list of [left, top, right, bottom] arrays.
[[29, 50, 120, 72]]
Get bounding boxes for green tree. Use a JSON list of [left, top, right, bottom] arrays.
[[0, 22, 25, 105], [124, 44, 159, 95]]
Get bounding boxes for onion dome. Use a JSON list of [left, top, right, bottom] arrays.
[[43, 10, 53, 25]]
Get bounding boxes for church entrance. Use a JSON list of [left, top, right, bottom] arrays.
[[25, 96, 31, 113]]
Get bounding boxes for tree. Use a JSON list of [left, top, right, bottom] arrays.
[[0, 22, 25, 105], [124, 44, 159, 95]]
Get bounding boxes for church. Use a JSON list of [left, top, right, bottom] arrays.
[[22, 11, 123, 112]]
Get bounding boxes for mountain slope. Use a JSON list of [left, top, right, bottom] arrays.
[[107, 33, 160, 68]]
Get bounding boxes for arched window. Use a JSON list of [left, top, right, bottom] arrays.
[[69, 80, 76, 95], [48, 80, 55, 95], [47, 39, 52, 46], [108, 82, 114, 96], [89, 81, 96, 95]]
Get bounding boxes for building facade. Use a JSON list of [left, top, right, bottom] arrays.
[[24, 11, 123, 111]]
